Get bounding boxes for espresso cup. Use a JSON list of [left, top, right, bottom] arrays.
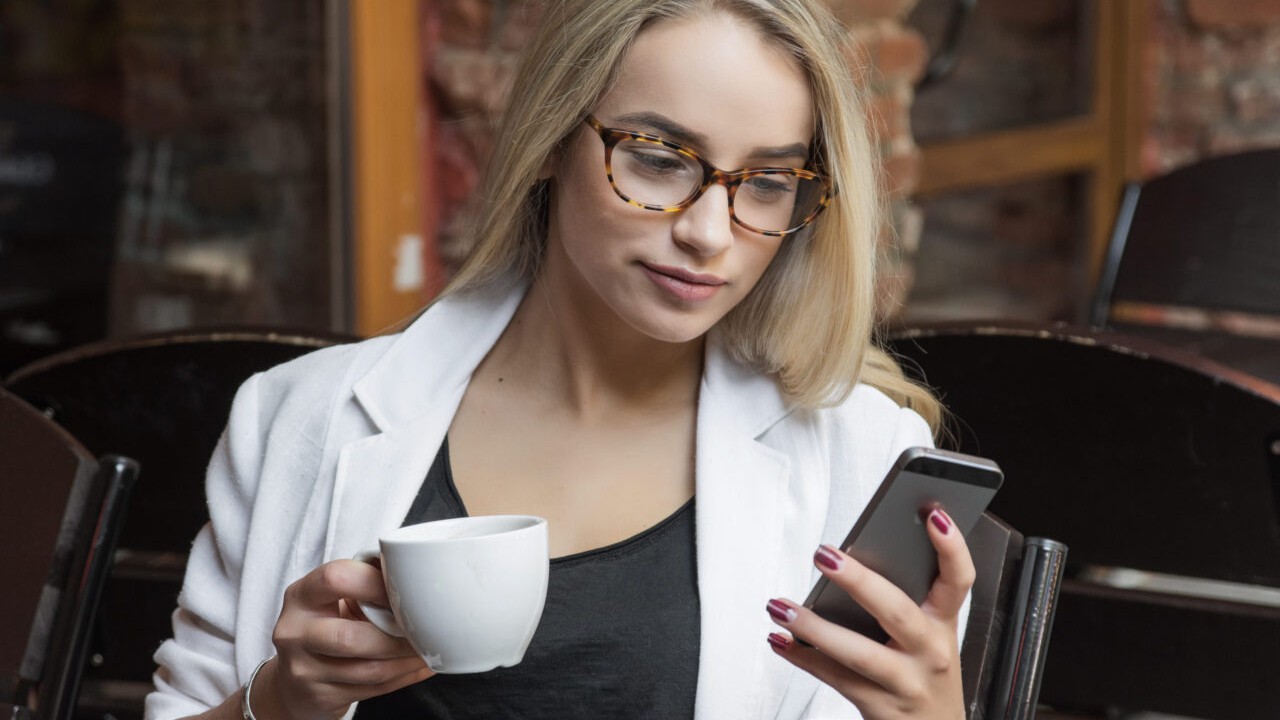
[[355, 515, 549, 674]]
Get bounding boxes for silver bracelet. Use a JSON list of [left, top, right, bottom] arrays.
[[241, 656, 273, 720]]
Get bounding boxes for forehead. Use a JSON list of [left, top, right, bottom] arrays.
[[594, 11, 815, 156]]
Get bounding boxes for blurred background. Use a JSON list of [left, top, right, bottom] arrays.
[[3, 0, 1278, 375]]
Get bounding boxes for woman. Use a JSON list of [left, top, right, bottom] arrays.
[[147, 1, 972, 718]]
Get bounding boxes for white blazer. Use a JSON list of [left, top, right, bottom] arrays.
[[145, 282, 937, 720]]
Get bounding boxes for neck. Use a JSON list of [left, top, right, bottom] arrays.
[[484, 272, 705, 420]]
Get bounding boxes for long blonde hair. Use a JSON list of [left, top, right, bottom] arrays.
[[442, 0, 940, 432]]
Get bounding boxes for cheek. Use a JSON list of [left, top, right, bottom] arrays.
[[552, 146, 624, 232], [553, 164, 662, 254], [741, 239, 786, 285], [554, 134, 620, 210]]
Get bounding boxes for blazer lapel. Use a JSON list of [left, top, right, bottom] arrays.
[[324, 282, 527, 562], [693, 334, 798, 720], [325, 402, 466, 562]]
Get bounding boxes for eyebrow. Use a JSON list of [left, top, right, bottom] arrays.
[[612, 111, 811, 162]]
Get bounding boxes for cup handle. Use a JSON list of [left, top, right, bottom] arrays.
[[352, 550, 406, 637]]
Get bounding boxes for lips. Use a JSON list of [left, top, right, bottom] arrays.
[[640, 262, 726, 302]]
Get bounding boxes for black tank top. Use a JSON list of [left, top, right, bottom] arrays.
[[353, 438, 700, 719]]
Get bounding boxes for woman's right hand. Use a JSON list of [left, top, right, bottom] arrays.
[[251, 559, 435, 720]]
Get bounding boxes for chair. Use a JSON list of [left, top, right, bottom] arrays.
[[887, 321, 1280, 719], [961, 513, 1067, 720], [1091, 148, 1280, 385], [1, 388, 139, 720], [3, 329, 351, 719]]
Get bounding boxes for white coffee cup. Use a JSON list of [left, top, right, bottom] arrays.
[[354, 515, 549, 674]]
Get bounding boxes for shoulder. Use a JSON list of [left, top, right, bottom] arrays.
[[208, 333, 401, 496], [239, 334, 399, 425], [778, 383, 934, 486], [229, 282, 526, 435], [810, 383, 933, 448], [842, 383, 932, 443]]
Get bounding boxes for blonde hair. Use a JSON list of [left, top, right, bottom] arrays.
[[443, 0, 941, 433]]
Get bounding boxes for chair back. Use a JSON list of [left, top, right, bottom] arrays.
[[0, 389, 138, 720], [889, 322, 1280, 719], [5, 329, 350, 553], [1, 389, 99, 690], [4, 329, 348, 715], [1091, 149, 1280, 384]]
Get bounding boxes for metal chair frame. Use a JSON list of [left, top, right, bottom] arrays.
[[2, 388, 139, 720]]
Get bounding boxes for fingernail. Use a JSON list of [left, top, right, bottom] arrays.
[[929, 508, 953, 535], [767, 632, 791, 652], [766, 599, 797, 624], [815, 544, 843, 571]]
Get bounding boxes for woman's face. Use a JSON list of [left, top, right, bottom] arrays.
[[543, 11, 815, 345]]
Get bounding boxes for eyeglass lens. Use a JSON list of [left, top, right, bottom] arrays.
[[610, 138, 825, 234]]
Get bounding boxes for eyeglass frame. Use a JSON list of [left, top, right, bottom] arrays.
[[582, 115, 833, 238]]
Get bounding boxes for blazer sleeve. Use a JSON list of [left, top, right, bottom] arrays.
[[145, 373, 266, 720]]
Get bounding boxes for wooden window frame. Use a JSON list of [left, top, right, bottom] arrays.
[[347, 0, 435, 336], [914, 0, 1148, 292]]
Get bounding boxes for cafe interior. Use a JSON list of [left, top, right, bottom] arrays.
[[1, 0, 1278, 719]]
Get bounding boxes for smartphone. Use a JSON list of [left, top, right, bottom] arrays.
[[802, 446, 1003, 643]]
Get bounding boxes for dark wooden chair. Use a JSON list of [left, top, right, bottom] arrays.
[[2, 388, 139, 720], [887, 321, 1280, 719], [961, 513, 1067, 720], [4, 329, 352, 720], [1091, 148, 1280, 385]]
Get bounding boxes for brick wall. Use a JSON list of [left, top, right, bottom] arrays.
[[426, 0, 928, 317], [1144, 0, 1280, 176], [111, 0, 333, 334]]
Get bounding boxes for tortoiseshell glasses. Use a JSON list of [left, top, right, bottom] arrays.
[[584, 115, 832, 237]]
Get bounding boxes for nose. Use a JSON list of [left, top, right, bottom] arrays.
[[671, 183, 735, 258]]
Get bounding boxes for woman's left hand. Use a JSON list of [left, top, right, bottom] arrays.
[[766, 508, 973, 720]]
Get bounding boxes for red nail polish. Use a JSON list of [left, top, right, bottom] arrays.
[[767, 599, 797, 623], [768, 632, 791, 651], [930, 509, 952, 535], [815, 545, 842, 571]]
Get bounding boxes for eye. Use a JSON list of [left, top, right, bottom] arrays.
[[619, 143, 694, 177], [742, 174, 797, 202]]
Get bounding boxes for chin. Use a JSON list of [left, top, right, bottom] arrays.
[[624, 311, 721, 346]]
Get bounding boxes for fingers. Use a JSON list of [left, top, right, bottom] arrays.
[[355, 664, 436, 698], [278, 563, 417, 663], [767, 632, 882, 705], [268, 561, 437, 720], [810, 544, 933, 650], [765, 509, 974, 718], [766, 598, 908, 694], [808, 508, 976, 647], [289, 560, 391, 609], [302, 617, 420, 660], [285, 652, 430, 687], [256, 652, 434, 720], [921, 509, 976, 618]]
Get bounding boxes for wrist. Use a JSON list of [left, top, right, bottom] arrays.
[[246, 657, 310, 720], [246, 656, 351, 720], [242, 657, 273, 720]]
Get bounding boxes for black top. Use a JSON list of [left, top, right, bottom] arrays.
[[353, 438, 701, 719]]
